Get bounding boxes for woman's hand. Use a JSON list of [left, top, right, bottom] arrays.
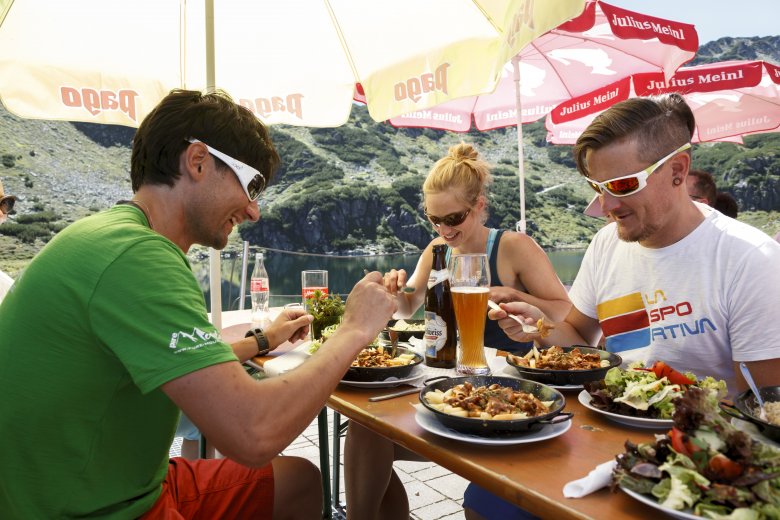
[[382, 268, 408, 296], [488, 286, 519, 304]]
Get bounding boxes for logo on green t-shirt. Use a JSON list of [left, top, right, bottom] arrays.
[[168, 327, 218, 353]]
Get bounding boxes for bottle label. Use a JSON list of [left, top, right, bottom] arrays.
[[302, 287, 328, 299], [424, 311, 447, 356], [251, 278, 269, 292], [427, 269, 449, 289]]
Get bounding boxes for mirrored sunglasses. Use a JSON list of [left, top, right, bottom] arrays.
[[188, 139, 266, 201], [586, 143, 691, 198], [0, 196, 15, 213], [425, 208, 471, 228]]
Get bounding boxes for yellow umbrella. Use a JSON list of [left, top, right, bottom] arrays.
[[0, 0, 586, 127], [0, 0, 585, 319]]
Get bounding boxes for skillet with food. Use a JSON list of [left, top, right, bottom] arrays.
[[342, 345, 423, 382], [419, 376, 571, 437], [506, 345, 622, 385], [719, 385, 780, 441]]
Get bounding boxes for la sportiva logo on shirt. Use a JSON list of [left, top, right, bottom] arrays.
[[168, 327, 219, 353]]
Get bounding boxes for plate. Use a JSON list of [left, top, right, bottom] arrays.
[[578, 390, 673, 429], [414, 406, 571, 446], [339, 366, 425, 388], [620, 486, 699, 520]]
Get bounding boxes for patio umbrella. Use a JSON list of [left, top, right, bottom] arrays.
[[367, 0, 698, 233], [546, 60, 780, 144], [0, 0, 587, 128], [0, 0, 587, 323]]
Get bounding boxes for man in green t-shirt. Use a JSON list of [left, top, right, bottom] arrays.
[[0, 89, 397, 519]]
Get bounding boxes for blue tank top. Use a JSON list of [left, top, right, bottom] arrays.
[[445, 229, 532, 353]]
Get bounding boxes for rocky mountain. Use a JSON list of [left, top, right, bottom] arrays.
[[0, 37, 778, 275]]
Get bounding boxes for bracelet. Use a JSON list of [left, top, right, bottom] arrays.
[[245, 327, 270, 356]]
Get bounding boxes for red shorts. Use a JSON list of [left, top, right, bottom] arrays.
[[139, 457, 274, 520]]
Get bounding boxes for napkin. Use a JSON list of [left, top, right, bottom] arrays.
[[262, 341, 312, 377], [562, 460, 617, 498]]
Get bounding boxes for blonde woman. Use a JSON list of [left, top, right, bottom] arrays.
[[344, 143, 571, 520]]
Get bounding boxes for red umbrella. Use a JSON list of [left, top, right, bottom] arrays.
[[546, 60, 780, 145], [357, 0, 698, 233]]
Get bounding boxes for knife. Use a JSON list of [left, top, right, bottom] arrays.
[[367, 375, 449, 402], [368, 386, 421, 402]]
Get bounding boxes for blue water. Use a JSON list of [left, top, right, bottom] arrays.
[[192, 249, 585, 313]]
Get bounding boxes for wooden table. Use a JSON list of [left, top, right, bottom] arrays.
[[327, 384, 663, 520], [225, 308, 662, 519]]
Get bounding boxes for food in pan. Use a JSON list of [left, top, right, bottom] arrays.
[[760, 401, 780, 426], [388, 319, 425, 332], [424, 381, 553, 420], [508, 345, 609, 370], [351, 345, 416, 368]]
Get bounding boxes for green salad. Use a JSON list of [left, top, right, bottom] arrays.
[[613, 387, 780, 519], [585, 361, 727, 419]]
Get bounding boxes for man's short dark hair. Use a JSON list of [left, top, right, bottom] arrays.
[[573, 93, 695, 179], [688, 170, 717, 206], [130, 89, 279, 193], [715, 192, 739, 218]]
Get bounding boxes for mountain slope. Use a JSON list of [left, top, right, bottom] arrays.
[[0, 37, 778, 275]]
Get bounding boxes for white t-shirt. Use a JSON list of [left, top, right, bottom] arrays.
[[569, 207, 780, 391]]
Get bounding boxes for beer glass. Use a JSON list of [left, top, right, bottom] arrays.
[[449, 254, 491, 375]]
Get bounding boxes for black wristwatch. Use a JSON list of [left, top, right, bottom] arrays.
[[245, 328, 271, 356]]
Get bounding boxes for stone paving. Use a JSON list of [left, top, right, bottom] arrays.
[[169, 408, 469, 520]]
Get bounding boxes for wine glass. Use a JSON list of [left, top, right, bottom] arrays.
[[449, 254, 491, 375]]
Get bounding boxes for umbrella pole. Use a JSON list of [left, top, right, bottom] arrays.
[[204, 0, 223, 332], [512, 57, 527, 235]]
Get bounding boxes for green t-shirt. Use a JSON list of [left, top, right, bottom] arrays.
[[0, 205, 237, 519]]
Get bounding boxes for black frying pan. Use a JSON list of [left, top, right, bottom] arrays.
[[418, 376, 571, 437], [719, 385, 780, 442], [506, 345, 622, 385], [342, 346, 423, 382]]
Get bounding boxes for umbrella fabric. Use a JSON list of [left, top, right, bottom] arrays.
[[383, 0, 697, 132], [0, 0, 586, 128], [546, 60, 780, 144], [362, 0, 698, 233]]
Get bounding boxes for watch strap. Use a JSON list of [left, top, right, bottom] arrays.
[[245, 327, 270, 356]]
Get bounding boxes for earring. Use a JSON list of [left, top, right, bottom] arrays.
[[673, 178, 682, 186], [198, 165, 202, 173]]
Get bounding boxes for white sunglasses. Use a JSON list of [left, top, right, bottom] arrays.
[[188, 139, 266, 201], [586, 142, 691, 197]]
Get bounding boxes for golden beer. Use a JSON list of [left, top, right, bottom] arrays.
[[451, 286, 490, 374]]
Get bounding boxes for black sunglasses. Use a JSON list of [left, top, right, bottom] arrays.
[[0, 197, 15, 214], [424, 208, 471, 228]]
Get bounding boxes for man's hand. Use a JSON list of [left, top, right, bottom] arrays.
[[265, 306, 313, 349], [340, 271, 397, 347], [488, 301, 546, 343]]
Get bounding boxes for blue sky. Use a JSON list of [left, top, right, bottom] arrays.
[[607, 0, 778, 44]]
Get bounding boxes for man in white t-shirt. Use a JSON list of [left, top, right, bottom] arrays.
[[491, 93, 780, 393]]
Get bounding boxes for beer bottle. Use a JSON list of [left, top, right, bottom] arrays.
[[424, 244, 457, 368]]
